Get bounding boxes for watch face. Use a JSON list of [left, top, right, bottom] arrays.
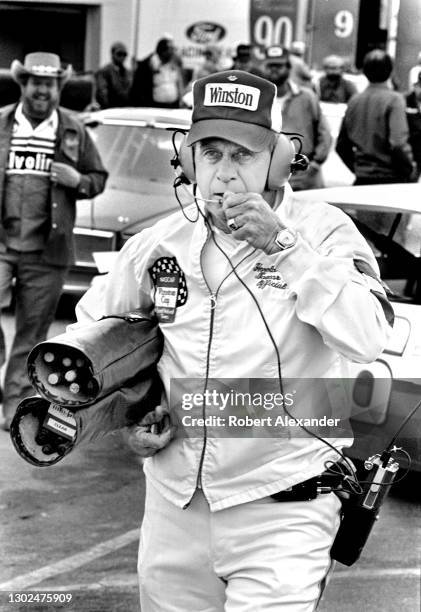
[[276, 229, 297, 249], [283, 232, 295, 246]]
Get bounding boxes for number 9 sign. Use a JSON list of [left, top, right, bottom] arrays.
[[334, 10, 354, 38]]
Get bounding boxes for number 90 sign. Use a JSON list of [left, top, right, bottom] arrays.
[[334, 10, 354, 38], [253, 15, 293, 48]]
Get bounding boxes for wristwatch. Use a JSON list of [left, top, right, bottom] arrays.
[[274, 227, 297, 250]]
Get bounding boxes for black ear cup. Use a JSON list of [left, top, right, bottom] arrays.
[[177, 133, 296, 189], [178, 136, 196, 184], [290, 153, 310, 174]]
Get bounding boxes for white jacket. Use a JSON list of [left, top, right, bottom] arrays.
[[76, 186, 393, 511]]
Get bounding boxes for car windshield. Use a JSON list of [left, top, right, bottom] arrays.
[[343, 208, 421, 304], [87, 124, 175, 192]]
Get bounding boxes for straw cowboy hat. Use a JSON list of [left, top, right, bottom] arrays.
[[11, 52, 72, 85]]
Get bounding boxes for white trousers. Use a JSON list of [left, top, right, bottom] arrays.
[[138, 480, 341, 612]]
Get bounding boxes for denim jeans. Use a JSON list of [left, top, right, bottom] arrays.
[[0, 249, 68, 421]]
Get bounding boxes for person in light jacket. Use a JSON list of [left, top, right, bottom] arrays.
[[76, 69, 393, 611]]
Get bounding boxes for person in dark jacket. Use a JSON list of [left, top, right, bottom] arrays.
[[230, 44, 265, 77], [289, 40, 313, 88], [264, 46, 332, 190], [405, 72, 421, 179], [130, 37, 184, 108], [95, 42, 132, 108], [317, 55, 358, 103], [336, 49, 415, 185], [0, 52, 108, 430]]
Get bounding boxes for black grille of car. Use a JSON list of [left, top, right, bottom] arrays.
[[73, 228, 116, 267]]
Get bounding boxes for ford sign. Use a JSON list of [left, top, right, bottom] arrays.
[[186, 22, 226, 44]]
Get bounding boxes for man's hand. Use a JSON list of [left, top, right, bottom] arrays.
[[124, 405, 176, 458], [50, 162, 81, 189], [222, 191, 283, 254]]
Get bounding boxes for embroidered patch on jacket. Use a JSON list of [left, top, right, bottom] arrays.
[[149, 257, 188, 322], [254, 263, 287, 290]]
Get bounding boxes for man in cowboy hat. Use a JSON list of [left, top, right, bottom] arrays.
[[0, 52, 108, 430]]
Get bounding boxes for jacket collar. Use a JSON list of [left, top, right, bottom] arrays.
[[287, 79, 301, 96], [276, 79, 301, 100], [0, 103, 19, 131], [0, 103, 72, 133], [367, 81, 392, 90], [14, 102, 58, 133]]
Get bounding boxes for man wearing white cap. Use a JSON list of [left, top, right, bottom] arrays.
[[0, 52, 107, 430], [264, 46, 331, 191], [76, 69, 392, 610]]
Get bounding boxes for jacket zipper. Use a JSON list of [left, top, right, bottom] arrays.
[[183, 236, 256, 509], [183, 236, 217, 508], [195, 290, 217, 490]]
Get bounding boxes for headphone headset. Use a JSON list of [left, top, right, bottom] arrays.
[[173, 132, 308, 191]]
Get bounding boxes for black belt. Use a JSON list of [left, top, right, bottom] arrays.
[[270, 469, 344, 502]]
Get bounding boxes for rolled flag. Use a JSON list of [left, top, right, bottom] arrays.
[[27, 311, 163, 407], [10, 310, 164, 466], [10, 374, 162, 467]]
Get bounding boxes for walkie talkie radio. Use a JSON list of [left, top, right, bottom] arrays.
[[330, 450, 400, 566]]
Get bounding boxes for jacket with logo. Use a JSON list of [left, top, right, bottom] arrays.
[[76, 186, 393, 511], [0, 103, 108, 266]]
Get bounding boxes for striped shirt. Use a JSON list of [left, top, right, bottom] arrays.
[[3, 104, 58, 251], [6, 104, 57, 176]]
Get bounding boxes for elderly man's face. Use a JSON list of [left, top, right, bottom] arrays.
[[21, 76, 60, 120], [195, 138, 272, 232]]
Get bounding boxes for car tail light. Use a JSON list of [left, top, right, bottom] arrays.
[[348, 361, 392, 425], [353, 370, 374, 407], [383, 316, 410, 356], [73, 228, 116, 267]]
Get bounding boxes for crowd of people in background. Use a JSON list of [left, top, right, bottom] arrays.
[[93, 36, 421, 189]]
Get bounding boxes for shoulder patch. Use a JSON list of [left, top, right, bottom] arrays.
[[149, 257, 188, 307]]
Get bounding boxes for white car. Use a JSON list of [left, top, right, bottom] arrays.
[[294, 183, 421, 471], [64, 107, 192, 294]]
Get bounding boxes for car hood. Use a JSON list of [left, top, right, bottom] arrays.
[[76, 181, 178, 234], [293, 183, 421, 214]]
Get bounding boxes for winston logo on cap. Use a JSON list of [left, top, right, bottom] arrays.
[[203, 83, 260, 111]]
